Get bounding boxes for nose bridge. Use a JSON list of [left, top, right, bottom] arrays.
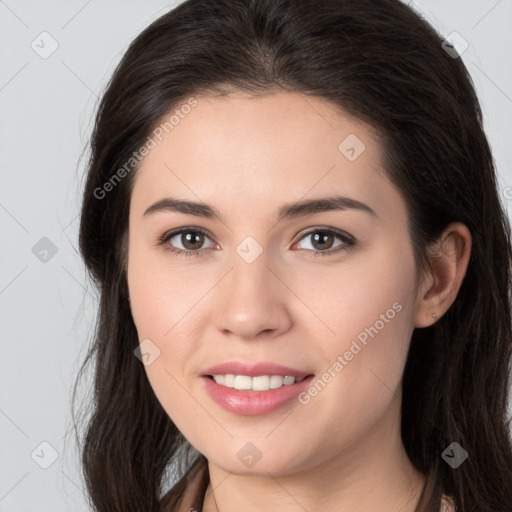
[[231, 246, 271, 300], [213, 242, 289, 339]]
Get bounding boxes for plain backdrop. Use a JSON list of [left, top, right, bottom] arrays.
[[1, 0, 511, 510]]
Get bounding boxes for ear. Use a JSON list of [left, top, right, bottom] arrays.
[[414, 222, 472, 328]]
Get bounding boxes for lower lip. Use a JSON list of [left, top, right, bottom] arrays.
[[200, 375, 315, 416]]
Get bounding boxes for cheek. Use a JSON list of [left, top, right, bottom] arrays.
[[126, 240, 212, 418], [127, 235, 199, 340], [304, 241, 417, 411], [128, 268, 200, 384], [127, 258, 210, 442], [307, 237, 416, 361]]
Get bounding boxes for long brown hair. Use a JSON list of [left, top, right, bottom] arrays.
[[72, 0, 512, 510]]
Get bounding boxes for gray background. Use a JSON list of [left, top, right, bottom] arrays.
[[1, 1, 511, 510]]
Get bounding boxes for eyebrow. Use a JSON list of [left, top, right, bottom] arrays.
[[143, 195, 377, 222]]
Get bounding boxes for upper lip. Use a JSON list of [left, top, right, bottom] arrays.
[[201, 361, 314, 378]]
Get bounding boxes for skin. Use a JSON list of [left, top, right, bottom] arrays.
[[126, 91, 471, 512]]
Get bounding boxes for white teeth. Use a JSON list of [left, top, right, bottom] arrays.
[[211, 374, 304, 391], [223, 374, 235, 387], [234, 375, 252, 390], [269, 375, 284, 389], [252, 375, 270, 390]]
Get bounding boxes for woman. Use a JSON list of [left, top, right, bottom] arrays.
[[73, 0, 512, 510]]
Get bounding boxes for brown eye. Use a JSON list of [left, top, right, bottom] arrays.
[[295, 228, 355, 257], [310, 231, 335, 250], [180, 231, 205, 250], [159, 228, 216, 257]]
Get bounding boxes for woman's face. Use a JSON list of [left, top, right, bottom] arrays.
[[127, 91, 424, 476]]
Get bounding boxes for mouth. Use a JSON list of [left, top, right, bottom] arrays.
[[199, 361, 315, 414], [200, 372, 316, 415]]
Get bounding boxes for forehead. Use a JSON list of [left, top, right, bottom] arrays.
[[130, 91, 401, 222]]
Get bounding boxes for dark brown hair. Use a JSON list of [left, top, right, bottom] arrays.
[[72, 0, 512, 510]]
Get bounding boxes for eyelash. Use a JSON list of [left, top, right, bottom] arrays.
[[157, 227, 356, 258]]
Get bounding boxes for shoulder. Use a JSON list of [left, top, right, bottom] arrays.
[[161, 459, 209, 512], [440, 494, 455, 512]]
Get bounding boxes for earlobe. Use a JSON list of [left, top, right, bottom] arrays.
[[413, 222, 472, 328]]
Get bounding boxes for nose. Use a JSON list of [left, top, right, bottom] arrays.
[[212, 249, 293, 341]]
